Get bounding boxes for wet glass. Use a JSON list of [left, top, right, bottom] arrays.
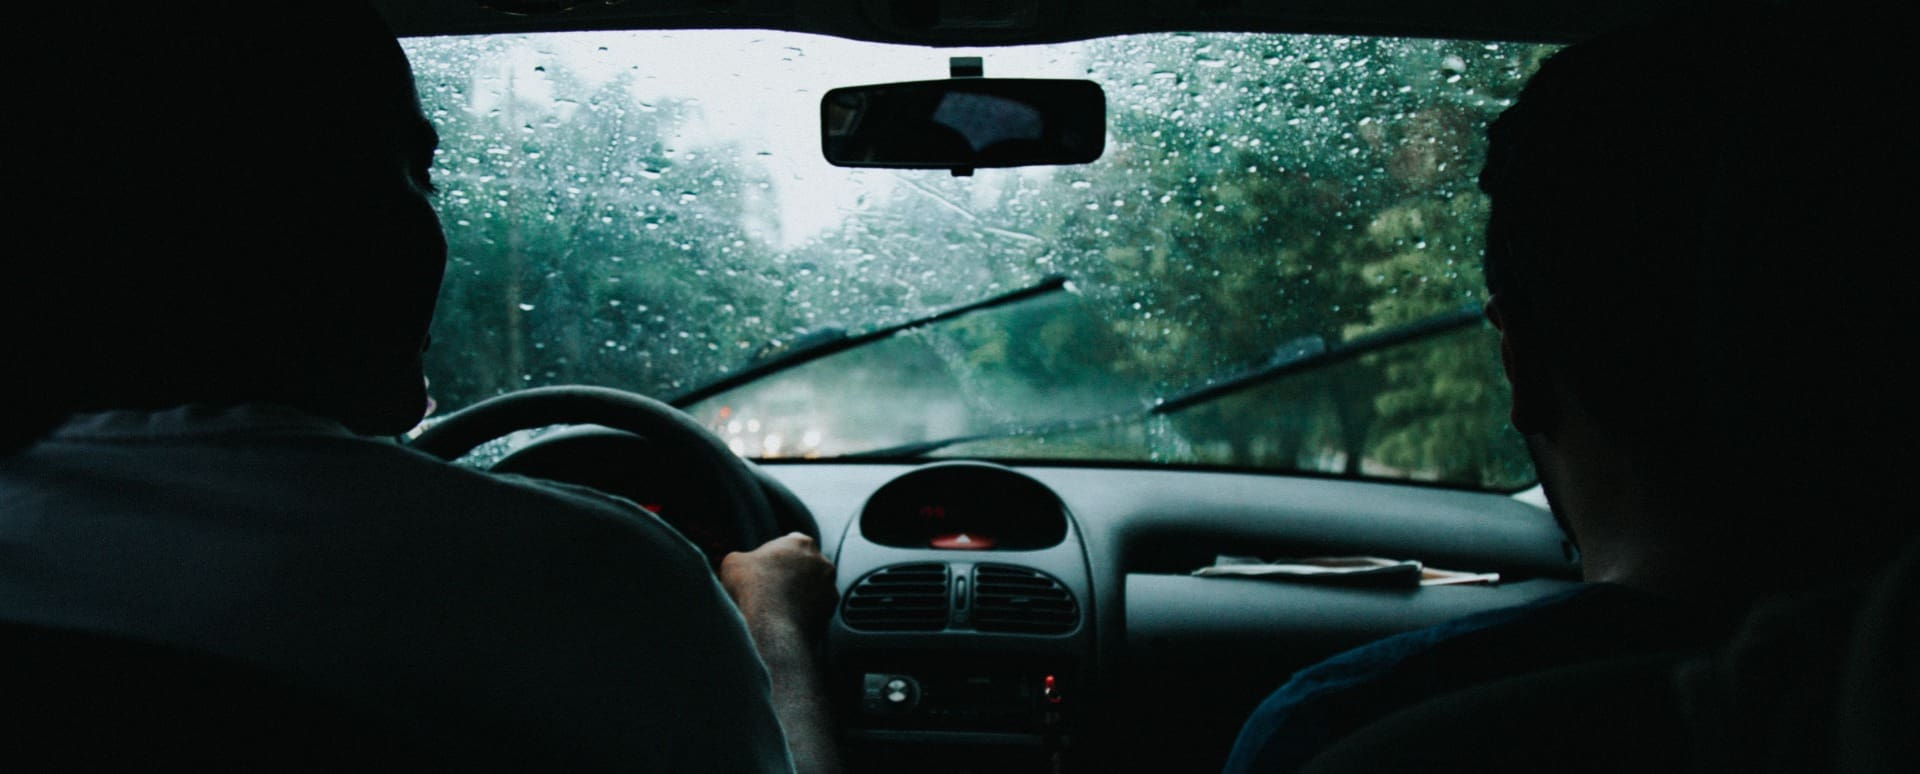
[[404, 31, 1553, 489]]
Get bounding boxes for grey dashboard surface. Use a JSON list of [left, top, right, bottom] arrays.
[[761, 462, 1574, 581], [762, 462, 1576, 654], [1125, 574, 1579, 671]]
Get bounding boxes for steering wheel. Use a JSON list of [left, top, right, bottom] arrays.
[[407, 385, 781, 555]]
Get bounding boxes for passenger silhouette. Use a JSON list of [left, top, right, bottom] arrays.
[[1225, 8, 1914, 772]]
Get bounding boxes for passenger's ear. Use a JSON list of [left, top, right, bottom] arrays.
[[1486, 296, 1555, 435]]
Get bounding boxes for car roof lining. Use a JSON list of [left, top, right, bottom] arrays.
[[372, 0, 1708, 46]]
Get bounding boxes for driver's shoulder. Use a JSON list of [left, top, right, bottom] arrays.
[[482, 468, 698, 550], [16, 402, 706, 573], [370, 445, 713, 574]]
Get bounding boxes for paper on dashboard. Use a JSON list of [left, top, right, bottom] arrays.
[[1193, 555, 1497, 587]]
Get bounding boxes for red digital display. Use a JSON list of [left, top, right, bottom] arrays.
[[930, 532, 995, 550]]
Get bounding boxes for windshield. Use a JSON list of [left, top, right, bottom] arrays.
[[406, 30, 1551, 490]]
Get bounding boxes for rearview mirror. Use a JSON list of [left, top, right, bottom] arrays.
[[821, 79, 1105, 172]]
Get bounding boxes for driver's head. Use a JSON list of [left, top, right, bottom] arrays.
[[6, 4, 444, 449], [1479, 11, 1912, 566]]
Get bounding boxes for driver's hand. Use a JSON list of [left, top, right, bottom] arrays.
[[718, 532, 837, 631], [719, 533, 845, 774]]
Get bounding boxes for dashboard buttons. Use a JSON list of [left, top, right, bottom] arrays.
[[862, 673, 921, 714]]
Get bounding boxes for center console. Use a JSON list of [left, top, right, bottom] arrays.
[[829, 462, 1094, 773]]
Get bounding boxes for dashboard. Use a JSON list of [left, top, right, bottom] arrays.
[[767, 460, 1579, 773], [494, 429, 1579, 772]]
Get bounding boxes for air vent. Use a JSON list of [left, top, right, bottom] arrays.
[[972, 564, 1078, 635], [842, 563, 951, 631]]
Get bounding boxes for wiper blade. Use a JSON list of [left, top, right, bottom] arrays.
[[849, 413, 1132, 459], [667, 274, 1070, 408], [1152, 303, 1484, 415], [849, 303, 1485, 459]]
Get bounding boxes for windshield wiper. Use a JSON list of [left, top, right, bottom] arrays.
[[1150, 303, 1485, 414], [667, 275, 1070, 408], [851, 302, 1486, 459]]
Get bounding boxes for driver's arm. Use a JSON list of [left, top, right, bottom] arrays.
[[719, 533, 845, 774]]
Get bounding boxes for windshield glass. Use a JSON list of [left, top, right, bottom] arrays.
[[405, 30, 1552, 490]]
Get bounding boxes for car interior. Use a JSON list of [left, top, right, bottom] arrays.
[[11, 1, 1778, 772], [375, 2, 1687, 771], [390, 1, 1703, 772]]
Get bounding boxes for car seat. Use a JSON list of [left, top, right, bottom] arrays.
[[0, 620, 436, 771]]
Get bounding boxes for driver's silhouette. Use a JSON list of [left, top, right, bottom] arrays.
[[2, 5, 841, 771]]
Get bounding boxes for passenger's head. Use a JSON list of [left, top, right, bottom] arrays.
[[1480, 10, 1911, 568], [6, 4, 443, 449]]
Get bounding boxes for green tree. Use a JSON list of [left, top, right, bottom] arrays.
[[412, 37, 785, 408]]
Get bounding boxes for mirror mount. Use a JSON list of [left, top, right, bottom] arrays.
[[950, 55, 983, 79], [950, 57, 982, 175]]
